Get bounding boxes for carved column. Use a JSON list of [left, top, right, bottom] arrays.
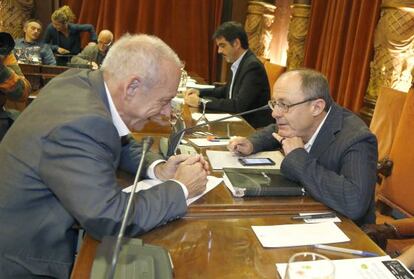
[[286, 0, 311, 70], [0, 0, 34, 37], [360, 0, 414, 123], [244, 1, 276, 60]]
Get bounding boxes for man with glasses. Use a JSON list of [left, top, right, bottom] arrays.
[[228, 69, 378, 226], [70, 29, 113, 69]]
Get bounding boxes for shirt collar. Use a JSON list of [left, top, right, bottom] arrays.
[[230, 50, 247, 74], [304, 107, 331, 153], [104, 82, 130, 137]]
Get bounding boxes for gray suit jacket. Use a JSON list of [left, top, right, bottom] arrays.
[[0, 69, 187, 278], [249, 104, 378, 225], [70, 44, 104, 66]]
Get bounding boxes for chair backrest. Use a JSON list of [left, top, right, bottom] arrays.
[[377, 87, 414, 217], [370, 87, 407, 161], [263, 61, 286, 95]]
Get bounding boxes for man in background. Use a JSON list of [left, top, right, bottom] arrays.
[[228, 69, 378, 226], [71, 29, 113, 69], [184, 21, 272, 128], [14, 19, 56, 65], [0, 34, 208, 278]]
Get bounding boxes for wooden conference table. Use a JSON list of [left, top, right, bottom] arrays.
[[71, 104, 383, 278]]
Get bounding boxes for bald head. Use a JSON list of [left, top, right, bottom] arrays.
[[97, 30, 113, 53]]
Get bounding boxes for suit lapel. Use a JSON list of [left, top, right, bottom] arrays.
[[309, 104, 343, 158], [228, 50, 252, 99]]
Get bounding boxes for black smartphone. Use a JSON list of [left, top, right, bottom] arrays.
[[238, 157, 275, 166]]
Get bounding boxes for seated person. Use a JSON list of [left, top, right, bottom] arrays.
[[70, 29, 113, 69], [14, 19, 56, 65], [0, 32, 31, 140], [228, 69, 378, 226], [0, 33, 208, 277], [184, 21, 272, 129], [43, 5, 97, 56]]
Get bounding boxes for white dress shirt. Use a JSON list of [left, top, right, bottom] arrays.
[[304, 107, 331, 153], [228, 50, 247, 99]]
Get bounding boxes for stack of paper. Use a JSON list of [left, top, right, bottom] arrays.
[[188, 138, 230, 147], [252, 222, 350, 248], [276, 256, 414, 279], [123, 176, 222, 205], [206, 150, 284, 170]]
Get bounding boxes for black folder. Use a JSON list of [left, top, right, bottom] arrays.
[[223, 168, 306, 197]]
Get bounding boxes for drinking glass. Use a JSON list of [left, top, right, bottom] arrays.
[[196, 98, 210, 125], [284, 252, 334, 279]]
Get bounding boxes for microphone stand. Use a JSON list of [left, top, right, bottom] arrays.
[[166, 104, 270, 157], [107, 137, 153, 279], [91, 136, 173, 279]]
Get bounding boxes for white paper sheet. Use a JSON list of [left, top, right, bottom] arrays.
[[188, 138, 230, 147], [276, 256, 414, 279], [191, 113, 242, 123], [206, 150, 284, 170], [186, 82, 215, 90], [251, 222, 350, 248], [123, 176, 222, 205]]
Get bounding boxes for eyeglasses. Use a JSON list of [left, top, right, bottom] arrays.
[[268, 97, 318, 113], [98, 40, 112, 47]]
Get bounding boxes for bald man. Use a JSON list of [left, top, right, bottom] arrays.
[[70, 29, 113, 69]]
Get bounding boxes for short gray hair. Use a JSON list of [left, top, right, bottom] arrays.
[[293, 68, 333, 112], [101, 33, 182, 89]]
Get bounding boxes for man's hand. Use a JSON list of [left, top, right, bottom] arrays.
[[154, 154, 191, 181], [90, 61, 99, 70], [174, 155, 209, 198], [184, 88, 200, 107], [227, 137, 254, 156], [272, 133, 304, 155], [57, 47, 70, 54]]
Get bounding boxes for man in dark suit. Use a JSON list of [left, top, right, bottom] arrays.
[[0, 34, 208, 278], [228, 69, 378, 225], [184, 21, 272, 128]]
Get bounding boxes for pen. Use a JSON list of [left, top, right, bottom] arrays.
[[207, 136, 230, 141], [314, 244, 379, 257], [291, 212, 337, 220]]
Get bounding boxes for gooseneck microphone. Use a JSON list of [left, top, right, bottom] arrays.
[[107, 136, 154, 279], [167, 104, 270, 157]]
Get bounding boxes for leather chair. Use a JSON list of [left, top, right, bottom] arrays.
[[363, 87, 414, 255], [262, 61, 286, 94]]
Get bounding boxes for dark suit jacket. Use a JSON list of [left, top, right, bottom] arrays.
[[200, 50, 273, 128], [0, 69, 187, 278], [249, 104, 378, 225]]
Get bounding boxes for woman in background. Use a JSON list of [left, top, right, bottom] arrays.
[[43, 5, 97, 55]]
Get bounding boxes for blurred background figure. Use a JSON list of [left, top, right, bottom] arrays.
[[14, 19, 56, 65], [70, 29, 113, 69], [0, 32, 31, 140], [43, 5, 97, 65]]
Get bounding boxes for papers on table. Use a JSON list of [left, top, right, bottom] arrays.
[[186, 81, 215, 90], [123, 176, 222, 205], [191, 113, 242, 123], [188, 138, 230, 147], [252, 222, 350, 248], [276, 256, 414, 279], [206, 150, 284, 170]]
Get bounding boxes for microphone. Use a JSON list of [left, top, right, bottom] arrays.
[[91, 136, 174, 279], [108, 136, 153, 278], [166, 104, 270, 157]]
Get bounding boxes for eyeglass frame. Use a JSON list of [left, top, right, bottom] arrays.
[[97, 40, 112, 47], [268, 97, 319, 113]]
